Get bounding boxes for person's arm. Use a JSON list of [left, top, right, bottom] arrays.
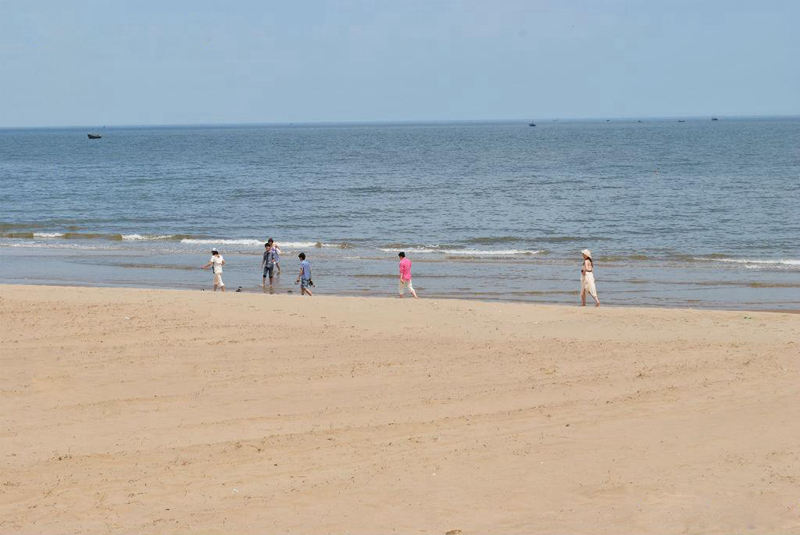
[[201, 261, 212, 269], [221, 258, 225, 266], [296, 266, 303, 283]]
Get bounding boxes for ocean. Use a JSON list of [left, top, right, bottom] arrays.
[[1, 118, 798, 309]]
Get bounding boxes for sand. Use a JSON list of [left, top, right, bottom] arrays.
[[1, 284, 799, 534]]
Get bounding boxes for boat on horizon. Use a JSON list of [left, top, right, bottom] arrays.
[[528, 122, 536, 127], [87, 133, 102, 139]]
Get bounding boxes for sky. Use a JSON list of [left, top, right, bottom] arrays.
[[1, 0, 798, 127]]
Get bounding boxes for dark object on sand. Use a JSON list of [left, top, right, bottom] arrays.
[[87, 133, 102, 139], [235, 286, 242, 292]]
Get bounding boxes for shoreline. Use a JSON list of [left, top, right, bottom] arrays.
[[2, 284, 799, 533], [1, 280, 798, 314]]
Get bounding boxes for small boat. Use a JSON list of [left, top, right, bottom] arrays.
[[711, 117, 718, 121], [528, 122, 536, 127], [677, 120, 686, 123], [87, 133, 102, 139]]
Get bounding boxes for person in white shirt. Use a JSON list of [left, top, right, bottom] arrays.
[[201, 249, 226, 292]]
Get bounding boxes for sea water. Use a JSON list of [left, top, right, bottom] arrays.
[[1, 118, 798, 309]]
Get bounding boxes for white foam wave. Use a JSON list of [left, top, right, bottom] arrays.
[[181, 238, 264, 246], [33, 232, 64, 238], [275, 241, 323, 249], [698, 257, 800, 269], [122, 234, 173, 241], [445, 249, 541, 256], [180, 238, 337, 248], [379, 247, 540, 256]]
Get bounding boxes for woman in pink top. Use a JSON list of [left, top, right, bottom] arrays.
[[397, 252, 418, 298]]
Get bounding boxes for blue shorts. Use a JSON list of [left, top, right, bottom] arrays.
[[300, 277, 311, 289], [263, 264, 274, 278]]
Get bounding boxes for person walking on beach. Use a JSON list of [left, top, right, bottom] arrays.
[[580, 249, 599, 307], [202, 249, 226, 292], [262, 239, 278, 290], [273, 241, 282, 274], [397, 251, 418, 298], [296, 252, 313, 296]]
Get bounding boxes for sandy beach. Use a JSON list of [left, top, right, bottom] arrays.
[[1, 284, 798, 534]]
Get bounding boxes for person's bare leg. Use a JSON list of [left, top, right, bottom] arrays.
[[581, 288, 586, 306], [410, 285, 418, 298], [220, 285, 225, 292], [592, 293, 599, 306], [303, 286, 313, 296]]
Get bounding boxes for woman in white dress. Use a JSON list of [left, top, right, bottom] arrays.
[[580, 249, 599, 307]]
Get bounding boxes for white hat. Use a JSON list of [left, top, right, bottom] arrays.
[[581, 249, 592, 259]]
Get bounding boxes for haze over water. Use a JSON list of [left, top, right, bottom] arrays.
[[1, 118, 798, 309]]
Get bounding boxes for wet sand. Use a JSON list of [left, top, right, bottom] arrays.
[[1, 284, 799, 534]]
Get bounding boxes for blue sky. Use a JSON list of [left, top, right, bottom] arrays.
[[1, 0, 798, 126]]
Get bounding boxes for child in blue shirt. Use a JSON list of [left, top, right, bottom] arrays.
[[296, 252, 313, 296]]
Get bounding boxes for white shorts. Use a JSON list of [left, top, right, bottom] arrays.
[[398, 279, 414, 295], [581, 272, 596, 297], [213, 272, 224, 286]]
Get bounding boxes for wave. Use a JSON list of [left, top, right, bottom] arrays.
[[467, 235, 607, 245], [1, 232, 35, 239], [719, 258, 800, 266], [0, 223, 47, 231], [179, 238, 343, 249], [121, 234, 176, 241], [0, 231, 123, 241], [181, 238, 267, 247], [446, 249, 541, 256], [4, 241, 112, 250], [601, 254, 650, 262], [6, 231, 200, 242], [279, 241, 325, 249], [694, 257, 800, 270], [2, 229, 347, 249], [379, 246, 541, 257], [467, 236, 523, 245], [62, 232, 123, 240]]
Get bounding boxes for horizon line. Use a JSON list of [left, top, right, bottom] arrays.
[[1, 113, 799, 131]]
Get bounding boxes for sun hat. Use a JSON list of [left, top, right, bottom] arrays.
[[211, 249, 219, 254], [581, 249, 592, 259]]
